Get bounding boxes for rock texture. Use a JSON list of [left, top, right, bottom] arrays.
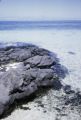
[[0, 42, 66, 118]]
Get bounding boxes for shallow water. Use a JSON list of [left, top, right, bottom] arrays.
[[0, 29, 81, 90], [0, 29, 81, 120]]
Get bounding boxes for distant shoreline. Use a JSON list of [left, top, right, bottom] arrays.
[[0, 20, 81, 22]]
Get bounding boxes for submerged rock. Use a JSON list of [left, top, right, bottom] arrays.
[[0, 42, 67, 118]]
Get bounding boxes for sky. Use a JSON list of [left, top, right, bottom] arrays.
[[0, 0, 81, 21]]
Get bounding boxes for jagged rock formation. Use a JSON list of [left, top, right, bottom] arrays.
[[0, 43, 66, 118]]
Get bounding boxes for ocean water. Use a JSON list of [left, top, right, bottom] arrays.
[[0, 21, 81, 90], [0, 21, 81, 120], [0, 21, 81, 30]]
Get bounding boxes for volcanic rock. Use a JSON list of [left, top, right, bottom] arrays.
[[0, 43, 66, 118]]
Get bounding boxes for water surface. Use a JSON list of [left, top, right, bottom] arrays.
[[0, 21, 81, 120]]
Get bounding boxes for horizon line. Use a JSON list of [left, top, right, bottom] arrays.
[[0, 20, 81, 22]]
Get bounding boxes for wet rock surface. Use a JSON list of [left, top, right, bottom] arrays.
[[0, 42, 67, 118]]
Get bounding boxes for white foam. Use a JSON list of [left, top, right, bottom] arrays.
[[6, 63, 22, 71]]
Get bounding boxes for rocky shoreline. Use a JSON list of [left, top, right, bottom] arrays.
[[0, 42, 81, 120], [0, 42, 67, 118]]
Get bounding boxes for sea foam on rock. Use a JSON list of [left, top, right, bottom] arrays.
[[0, 42, 67, 118]]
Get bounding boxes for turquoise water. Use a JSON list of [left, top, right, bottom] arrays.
[[0, 21, 81, 120]]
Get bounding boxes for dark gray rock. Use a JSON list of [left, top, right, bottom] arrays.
[[37, 55, 55, 68], [24, 55, 42, 67], [24, 55, 55, 68], [0, 42, 67, 118]]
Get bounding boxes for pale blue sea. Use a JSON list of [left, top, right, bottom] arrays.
[[0, 21, 81, 30], [0, 20, 81, 89], [0, 21, 81, 120]]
